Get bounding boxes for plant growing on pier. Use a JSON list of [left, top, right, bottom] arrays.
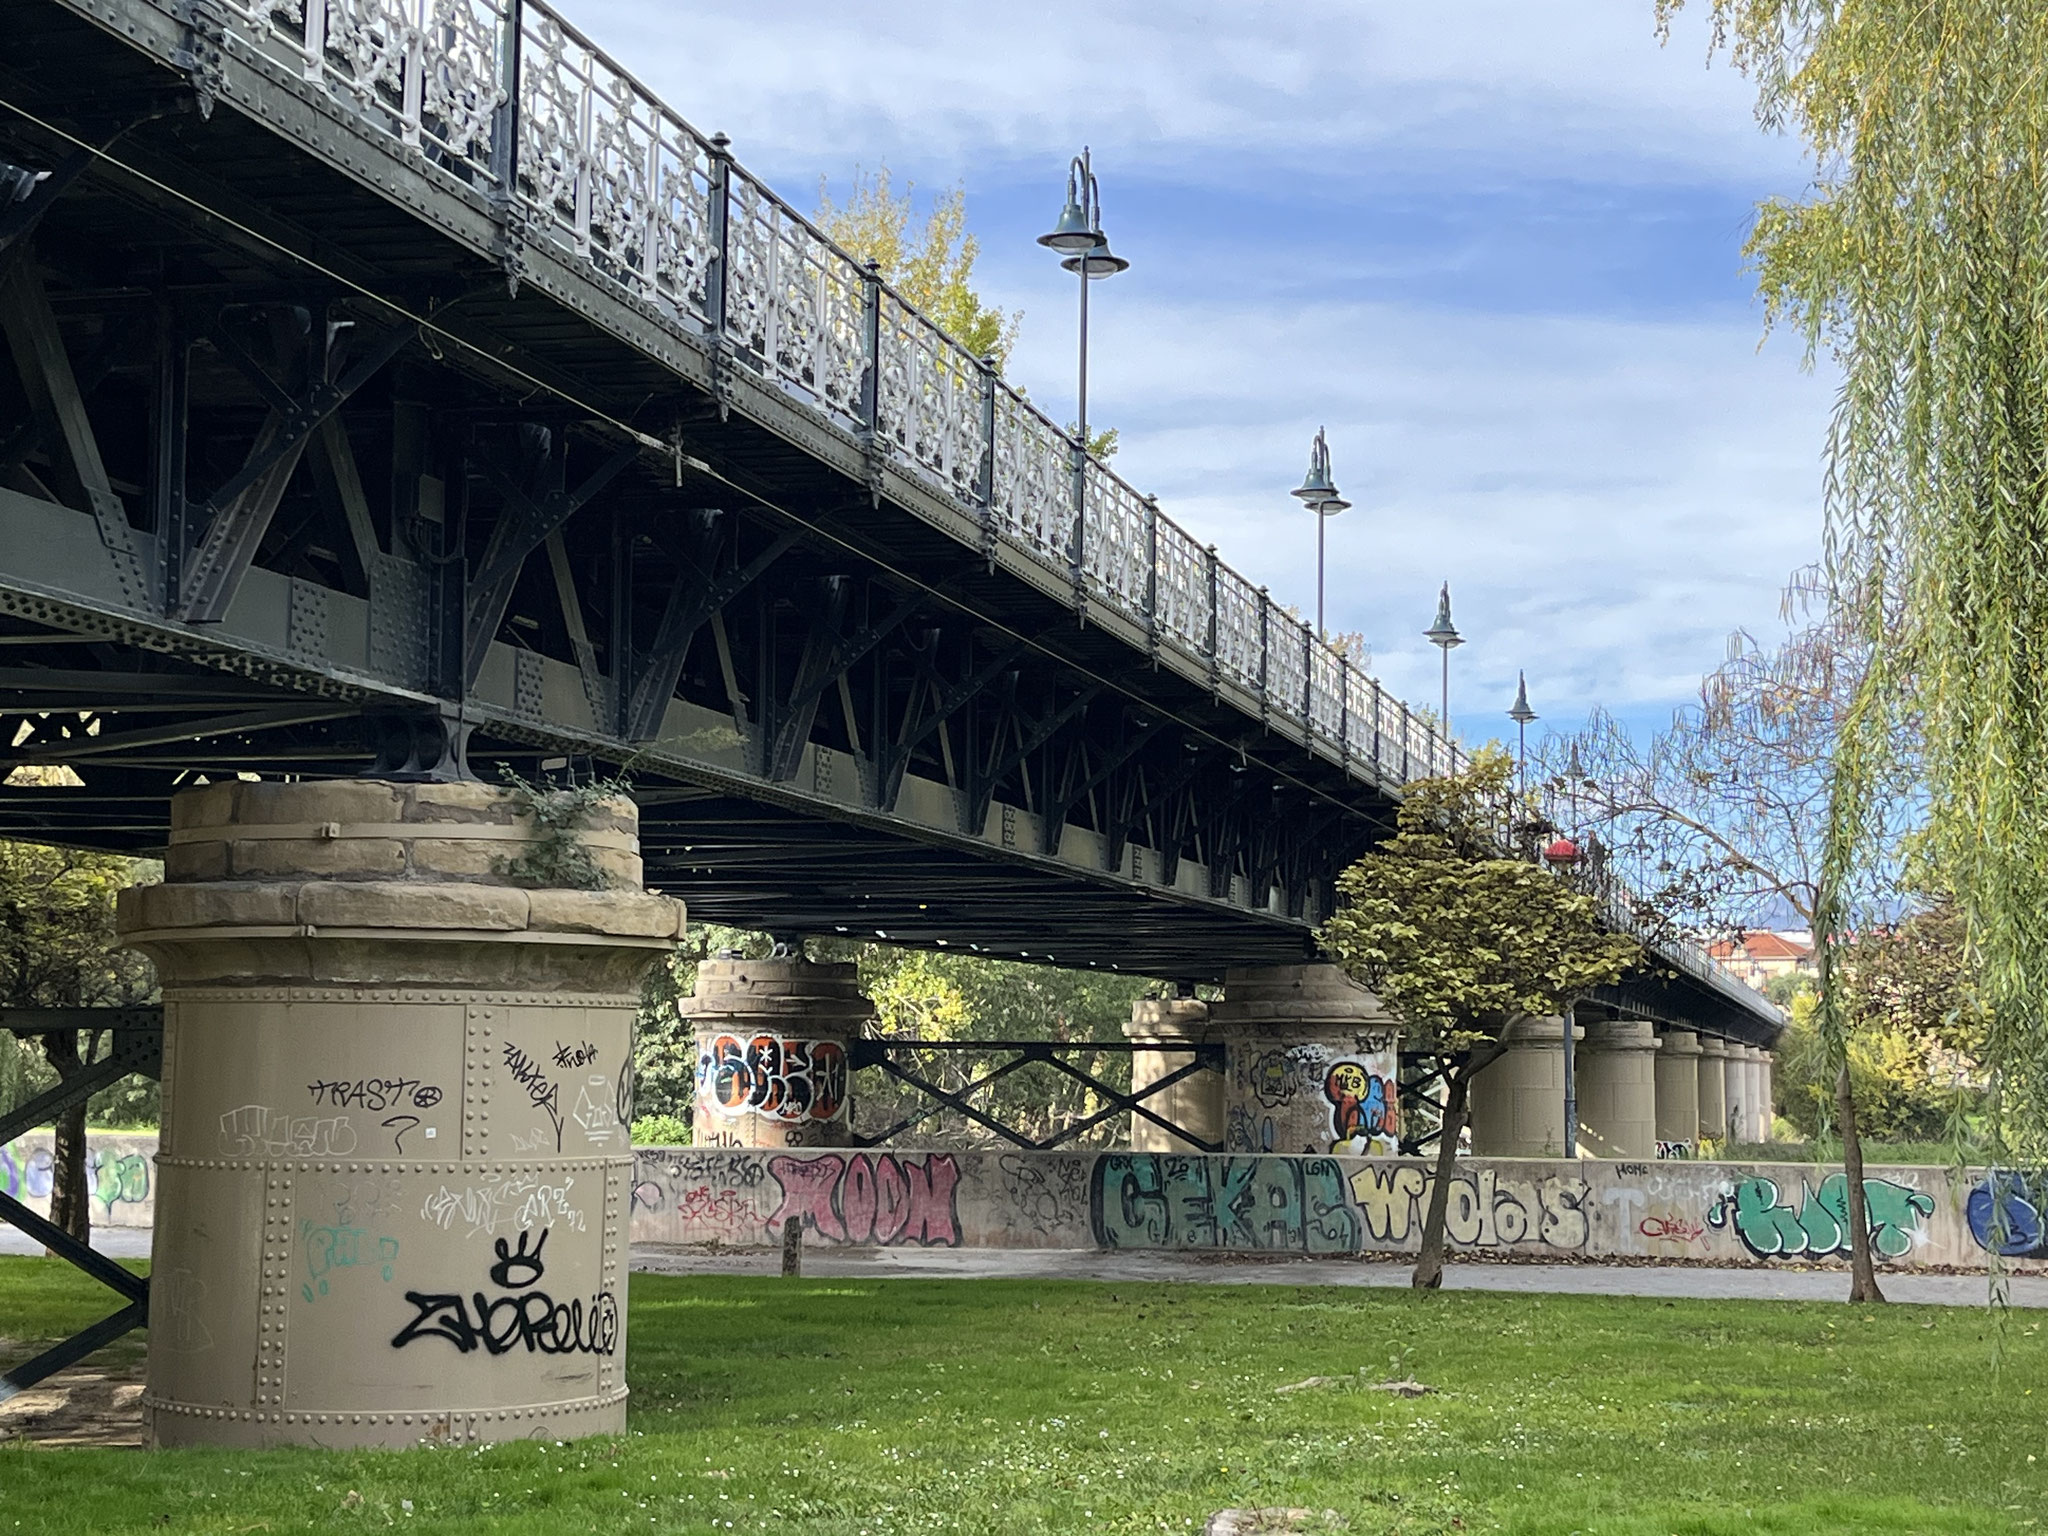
[[1320, 749, 1637, 1289], [496, 768, 631, 891]]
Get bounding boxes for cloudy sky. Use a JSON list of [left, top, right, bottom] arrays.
[[571, 0, 1831, 745]]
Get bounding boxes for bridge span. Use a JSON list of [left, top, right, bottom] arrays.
[[0, 0, 1773, 1040]]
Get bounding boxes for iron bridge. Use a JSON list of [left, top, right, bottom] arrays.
[[0, 0, 1776, 1038]]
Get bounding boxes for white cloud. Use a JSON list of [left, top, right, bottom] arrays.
[[566, 0, 1806, 188], [1033, 292, 1832, 727]]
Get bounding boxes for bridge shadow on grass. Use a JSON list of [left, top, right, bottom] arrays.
[[0, 1256, 2036, 1534]]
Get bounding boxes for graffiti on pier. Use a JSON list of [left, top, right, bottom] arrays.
[[1707, 1174, 1933, 1260], [421, 1174, 586, 1239], [698, 1034, 849, 1125], [391, 1229, 618, 1356], [300, 1220, 400, 1303], [1655, 1141, 1694, 1161], [500, 1043, 565, 1152], [1346, 1166, 1591, 1250], [1323, 1060, 1397, 1157], [766, 1152, 960, 1246], [1091, 1154, 1361, 1253], [219, 1104, 357, 1157], [1967, 1171, 2048, 1258]]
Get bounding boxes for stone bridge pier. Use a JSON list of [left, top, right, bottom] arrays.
[[116, 779, 682, 1449], [1211, 964, 1399, 1157], [1123, 994, 1221, 1153]]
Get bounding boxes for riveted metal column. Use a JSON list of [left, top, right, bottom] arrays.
[[118, 780, 683, 1449], [684, 957, 873, 1149], [1210, 964, 1399, 1157]]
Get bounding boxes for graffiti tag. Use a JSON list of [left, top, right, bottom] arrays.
[[1707, 1174, 1933, 1261], [1092, 1153, 1362, 1253], [765, 1152, 961, 1246], [391, 1229, 618, 1356], [698, 1034, 849, 1124]]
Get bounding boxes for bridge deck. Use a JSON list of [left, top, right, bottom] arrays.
[[0, 0, 1777, 1036]]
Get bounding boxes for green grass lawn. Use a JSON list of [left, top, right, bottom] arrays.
[[2, 1255, 2044, 1535]]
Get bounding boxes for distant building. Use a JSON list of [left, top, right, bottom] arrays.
[[1708, 931, 1816, 993]]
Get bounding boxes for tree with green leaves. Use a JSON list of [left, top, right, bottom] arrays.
[[1319, 749, 1638, 1289], [816, 167, 1020, 367], [1660, 1, 2048, 1290], [0, 841, 156, 1245]]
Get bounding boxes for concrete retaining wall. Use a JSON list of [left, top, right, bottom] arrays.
[[1, 1131, 158, 1226], [627, 1147, 2048, 1272]]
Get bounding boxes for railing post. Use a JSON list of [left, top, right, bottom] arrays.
[[485, 0, 524, 287], [976, 354, 998, 565], [1370, 678, 1384, 773], [705, 132, 732, 342], [858, 260, 882, 436], [1256, 588, 1270, 717], [1301, 625, 1312, 724], [1338, 658, 1350, 766], [1205, 545, 1220, 692], [1400, 702, 1413, 782], [1069, 444, 1087, 619], [1142, 493, 1159, 659]]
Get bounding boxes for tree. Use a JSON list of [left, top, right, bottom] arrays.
[[1538, 570, 1911, 1301], [1661, 1, 2048, 1251], [816, 168, 1020, 367], [1319, 749, 1638, 1289], [0, 841, 156, 1246]]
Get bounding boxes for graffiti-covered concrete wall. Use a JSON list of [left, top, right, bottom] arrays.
[[628, 1148, 2048, 1272], [1, 1131, 158, 1226]]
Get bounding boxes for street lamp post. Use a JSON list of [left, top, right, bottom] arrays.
[[1037, 147, 1129, 457], [1508, 670, 1536, 795], [1290, 427, 1350, 637], [1423, 582, 1463, 737]]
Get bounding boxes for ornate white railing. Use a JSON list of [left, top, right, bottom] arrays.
[[213, 0, 1467, 794]]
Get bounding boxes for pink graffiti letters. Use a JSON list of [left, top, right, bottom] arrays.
[[765, 1153, 961, 1246]]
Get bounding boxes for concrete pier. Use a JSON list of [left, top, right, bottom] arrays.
[[684, 957, 874, 1149], [1468, 1016, 1572, 1158], [1652, 1028, 1701, 1157], [1697, 1035, 1730, 1144], [1574, 1018, 1658, 1159], [118, 778, 681, 1449], [1124, 995, 1222, 1153], [1210, 964, 1399, 1157]]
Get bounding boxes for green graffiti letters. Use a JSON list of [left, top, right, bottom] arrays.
[[1707, 1174, 1933, 1261]]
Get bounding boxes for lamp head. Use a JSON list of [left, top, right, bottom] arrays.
[[1292, 426, 1338, 505], [1508, 670, 1537, 725], [1060, 238, 1129, 277], [1040, 152, 1105, 253], [1424, 581, 1463, 650]]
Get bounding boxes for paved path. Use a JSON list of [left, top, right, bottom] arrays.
[[5, 1227, 2040, 1307], [632, 1243, 2048, 1307]]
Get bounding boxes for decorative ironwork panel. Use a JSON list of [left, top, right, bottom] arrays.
[[1310, 646, 1343, 740], [224, 0, 508, 178], [876, 295, 985, 498], [989, 387, 1072, 571], [1153, 517, 1210, 660], [1213, 567, 1261, 693], [1346, 669, 1380, 766], [724, 172, 868, 419], [1080, 463, 1149, 620], [1268, 616, 1306, 723]]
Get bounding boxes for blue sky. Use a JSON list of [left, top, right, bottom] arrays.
[[570, 0, 1832, 747]]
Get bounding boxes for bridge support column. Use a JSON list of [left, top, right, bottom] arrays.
[[1211, 964, 1398, 1157], [1742, 1047, 1769, 1142], [1573, 1019, 1658, 1159], [1123, 995, 1221, 1152], [1697, 1036, 1730, 1143], [684, 958, 872, 1149], [117, 779, 682, 1450], [1652, 1028, 1701, 1158], [1724, 1044, 1750, 1145], [1467, 1016, 1573, 1158], [1757, 1051, 1775, 1141]]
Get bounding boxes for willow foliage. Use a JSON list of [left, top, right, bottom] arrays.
[[1664, 1, 2048, 1156]]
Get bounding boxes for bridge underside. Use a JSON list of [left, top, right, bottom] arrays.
[[0, 0, 1777, 1035]]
